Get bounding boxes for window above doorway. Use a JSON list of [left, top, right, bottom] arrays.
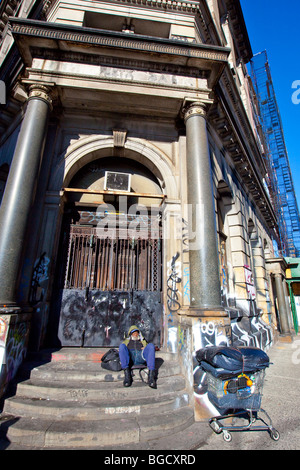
[[83, 11, 171, 39]]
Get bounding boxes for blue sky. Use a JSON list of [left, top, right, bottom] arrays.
[[240, 0, 300, 207]]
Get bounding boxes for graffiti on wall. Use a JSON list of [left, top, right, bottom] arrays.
[[244, 264, 256, 300], [181, 218, 189, 253], [166, 252, 182, 323], [0, 317, 8, 388], [193, 318, 231, 419], [0, 317, 30, 397], [193, 318, 231, 352], [219, 239, 229, 307], [183, 267, 190, 304], [58, 289, 162, 347], [6, 322, 28, 383], [29, 252, 50, 304], [231, 315, 272, 350], [179, 325, 193, 386], [166, 252, 182, 353]]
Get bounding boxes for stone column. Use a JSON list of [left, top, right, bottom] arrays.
[[183, 101, 223, 313], [0, 84, 52, 310], [274, 273, 291, 335], [182, 102, 230, 422]]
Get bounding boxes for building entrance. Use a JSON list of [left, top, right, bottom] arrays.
[[57, 210, 162, 347], [53, 157, 164, 347]]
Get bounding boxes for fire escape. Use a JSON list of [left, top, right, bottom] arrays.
[[250, 50, 300, 257]]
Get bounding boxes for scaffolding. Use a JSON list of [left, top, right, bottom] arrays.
[[250, 50, 300, 257]]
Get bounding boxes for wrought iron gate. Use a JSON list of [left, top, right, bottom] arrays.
[[58, 216, 163, 347]]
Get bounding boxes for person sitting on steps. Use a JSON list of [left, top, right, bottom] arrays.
[[119, 325, 157, 389]]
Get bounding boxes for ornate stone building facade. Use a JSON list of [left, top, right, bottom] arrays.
[[0, 0, 293, 404]]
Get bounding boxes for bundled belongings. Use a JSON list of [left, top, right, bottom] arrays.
[[195, 346, 270, 411], [101, 348, 122, 371], [196, 346, 270, 379], [195, 346, 279, 443]]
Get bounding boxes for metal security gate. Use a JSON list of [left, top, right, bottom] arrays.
[[58, 216, 163, 347], [64, 226, 161, 292]]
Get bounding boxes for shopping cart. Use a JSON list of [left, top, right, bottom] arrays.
[[196, 346, 280, 443]]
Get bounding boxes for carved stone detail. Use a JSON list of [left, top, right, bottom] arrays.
[[183, 101, 207, 123], [28, 84, 53, 110], [11, 21, 230, 63], [113, 129, 128, 148]]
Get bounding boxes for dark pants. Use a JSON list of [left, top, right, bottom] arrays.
[[119, 343, 156, 370]]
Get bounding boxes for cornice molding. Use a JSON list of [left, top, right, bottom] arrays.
[[10, 18, 230, 64], [208, 97, 277, 231], [224, 0, 252, 62], [0, 0, 19, 34], [42, 0, 201, 16]]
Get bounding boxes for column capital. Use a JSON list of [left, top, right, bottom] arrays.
[[28, 83, 53, 110], [21, 81, 54, 111], [182, 101, 208, 123]]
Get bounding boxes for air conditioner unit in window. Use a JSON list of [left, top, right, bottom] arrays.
[[104, 171, 131, 192]]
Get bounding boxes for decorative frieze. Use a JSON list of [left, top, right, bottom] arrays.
[[30, 47, 209, 79]]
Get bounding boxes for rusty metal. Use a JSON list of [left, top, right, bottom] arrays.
[[63, 187, 165, 199], [64, 221, 162, 292], [58, 211, 163, 346]]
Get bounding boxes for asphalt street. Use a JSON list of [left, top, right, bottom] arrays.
[[197, 336, 300, 450]]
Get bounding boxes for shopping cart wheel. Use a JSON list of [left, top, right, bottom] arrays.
[[223, 430, 232, 442], [270, 429, 280, 441], [209, 419, 222, 434]]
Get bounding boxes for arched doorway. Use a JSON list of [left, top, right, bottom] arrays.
[[53, 156, 165, 347]]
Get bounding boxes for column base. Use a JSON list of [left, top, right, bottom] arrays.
[[182, 306, 228, 317], [278, 333, 293, 343], [0, 304, 22, 315]]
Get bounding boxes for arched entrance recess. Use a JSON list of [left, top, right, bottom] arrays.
[[53, 139, 175, 348]]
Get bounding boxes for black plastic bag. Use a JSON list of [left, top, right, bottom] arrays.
[[101, 348, 122, 371]]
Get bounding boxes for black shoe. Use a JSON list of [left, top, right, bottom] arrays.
[[123, 368, 132, 387], [148, 369, 157, 389]]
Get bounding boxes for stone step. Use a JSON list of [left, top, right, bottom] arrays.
[[2, 347, 196, 449], [5, 407, 195, 448], [18, 358, 181, 383], [10, 374, 186, 402], [26, 348, 177, 363], [4, 389, 190, 420]]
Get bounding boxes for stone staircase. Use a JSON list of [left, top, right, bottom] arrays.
[[0, 348, 197, 449]]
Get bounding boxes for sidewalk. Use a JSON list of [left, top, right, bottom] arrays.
[[1, 337, 299, 450], [197, 336, 300, 450]]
